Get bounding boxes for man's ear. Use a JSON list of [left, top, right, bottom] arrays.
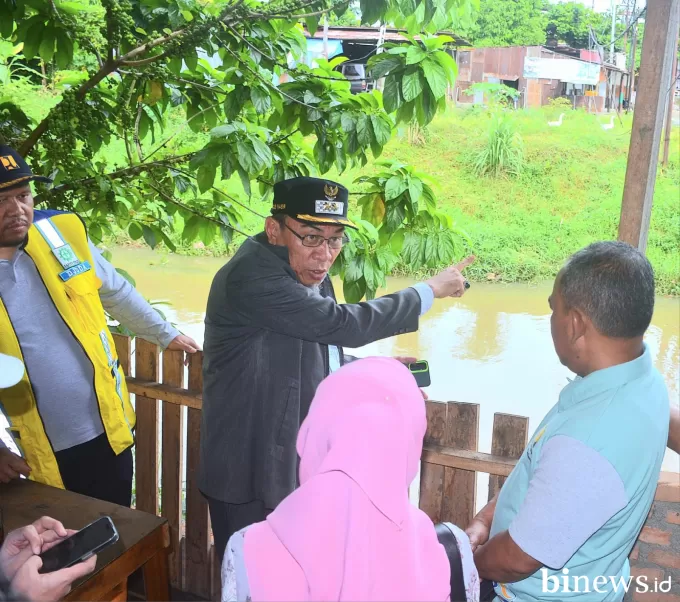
[[265, 217, 281, 244], [569, 307, 588, 344]]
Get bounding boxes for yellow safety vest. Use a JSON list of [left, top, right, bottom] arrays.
[[0, 212, 135, 489]]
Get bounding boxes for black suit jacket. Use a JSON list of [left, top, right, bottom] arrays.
[[198, 233, 421, 508]]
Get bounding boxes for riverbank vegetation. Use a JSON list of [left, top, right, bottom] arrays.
[[102, 104, 679, 296]]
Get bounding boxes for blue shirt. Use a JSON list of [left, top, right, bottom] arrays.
[[490, 345, 669, 601]]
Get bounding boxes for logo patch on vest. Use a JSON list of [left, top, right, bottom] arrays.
[[53, 244, 81, 269]]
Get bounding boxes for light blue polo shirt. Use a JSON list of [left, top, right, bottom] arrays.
[[490, 345, 669, 601]]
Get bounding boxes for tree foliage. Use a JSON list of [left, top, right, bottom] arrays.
[[0, 0, 476, 302], [545, 1, 607, 49], [463, 0, 547, 47]]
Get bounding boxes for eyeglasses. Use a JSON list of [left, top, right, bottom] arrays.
[[284, 222, 348, 250]]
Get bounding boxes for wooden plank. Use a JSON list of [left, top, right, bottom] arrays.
[[161, 349, 185, 589], [419, 401, 448, 523], [126, 378, 203, 409], [135, 339, 160, 515], [185, 352, 211, 599], [487, 414, 529, 501], [112, 334, 131, 376], [618, 0, 680, 251], [441, 402, 479, 529], [421, 446, 518, 477]]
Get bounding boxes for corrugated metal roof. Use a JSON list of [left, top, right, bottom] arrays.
[[304, 26, 471, 47]]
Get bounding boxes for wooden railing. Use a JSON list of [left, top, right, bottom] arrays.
[[112, 334, 528, 600], [116, 335, 680, 602]]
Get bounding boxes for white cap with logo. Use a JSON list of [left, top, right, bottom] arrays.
[[0, 353, 24, 388]]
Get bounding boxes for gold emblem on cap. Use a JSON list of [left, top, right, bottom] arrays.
[[0, 155, 19, 171], [324, 183, 339, 200]]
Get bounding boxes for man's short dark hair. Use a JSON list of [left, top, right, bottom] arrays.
[[559, 241, 655, 338]]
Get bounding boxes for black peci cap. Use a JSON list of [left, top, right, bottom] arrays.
[[0, 145, 52, 191], [271, 176, 357, 229]]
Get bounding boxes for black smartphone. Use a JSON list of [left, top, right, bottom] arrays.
[[38, 516, 119, 574], [408, 360, 431, 388]]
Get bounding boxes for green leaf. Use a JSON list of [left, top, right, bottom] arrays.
[[415, 86, 437, 126], [128, 222, 143, 241], [383, 75, 403, 113], [200, 222, 216, 246], [39, 26, 57, 63], [368, 54, 403, 79], [363, 257, 377, 290], [197, 163, 217, 193], [345, 255, 365, 282], [356, 114, 372, 147], [237, 167, 251, 197], [408, 177, 423, 203], [402, 68, 423, 102], [221, 225, 233, 246], [168, 57, 183, 76], [185, 54, 198, 72], [181, 9, 193, 21], [251, 86, 271, 114], [340, 112, 356, 132], [159, 229, 177, 253], [405, 45, 427, 65], [385, 174, 408, 200], [142, 225, 157, 249], [384, 201, 406, 232], [22, 20, 46, 60], [434, 50, 459, 82], [370, 114, 392, 146], [236, 139, 260, 173], [182, 215, 202, 241], [54, 30, 74, 69], [343, 277, 366, 304], [305, 16, 320, 35], [422, 58, 448, 99]]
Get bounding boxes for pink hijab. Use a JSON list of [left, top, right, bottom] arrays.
[[243, 357, 451, 601]]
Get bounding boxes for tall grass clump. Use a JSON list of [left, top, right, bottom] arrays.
[[473, 112, 525, 178]]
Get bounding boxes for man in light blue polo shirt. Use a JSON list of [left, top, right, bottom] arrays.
[[467, 241, 669, 601]]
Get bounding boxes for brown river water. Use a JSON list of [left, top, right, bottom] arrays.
[[110, 246, 680, 480], [3, 245, 675, 509]]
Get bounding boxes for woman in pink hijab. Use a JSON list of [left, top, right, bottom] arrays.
[[222, 357, 479, 602]]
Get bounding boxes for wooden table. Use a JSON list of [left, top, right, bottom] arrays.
[[1, 479, 170, 601]]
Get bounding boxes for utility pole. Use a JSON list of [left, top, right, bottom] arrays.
[[662, 28, 679, 166], [618, 0, 680, 251], [610, 2, 616, 62]]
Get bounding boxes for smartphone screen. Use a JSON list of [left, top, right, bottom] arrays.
[[39, 516, 118, 574]]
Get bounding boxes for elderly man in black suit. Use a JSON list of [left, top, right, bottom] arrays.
[[199, 177, 474, 561]]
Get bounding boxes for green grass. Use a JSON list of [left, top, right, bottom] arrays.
[[7, 79, 679, 294]]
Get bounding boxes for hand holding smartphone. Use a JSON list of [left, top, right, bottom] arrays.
[[38, 516, 118, 574]]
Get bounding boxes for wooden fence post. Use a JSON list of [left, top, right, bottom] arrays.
[[161, 349, 185, 589], [488, 414, 529, 501], [184, 352, 211, 599], [135, 339, 159, 515], [419, 401, 448, 524], [419, 401, 480, 529], [441, 402, 479, 529]]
